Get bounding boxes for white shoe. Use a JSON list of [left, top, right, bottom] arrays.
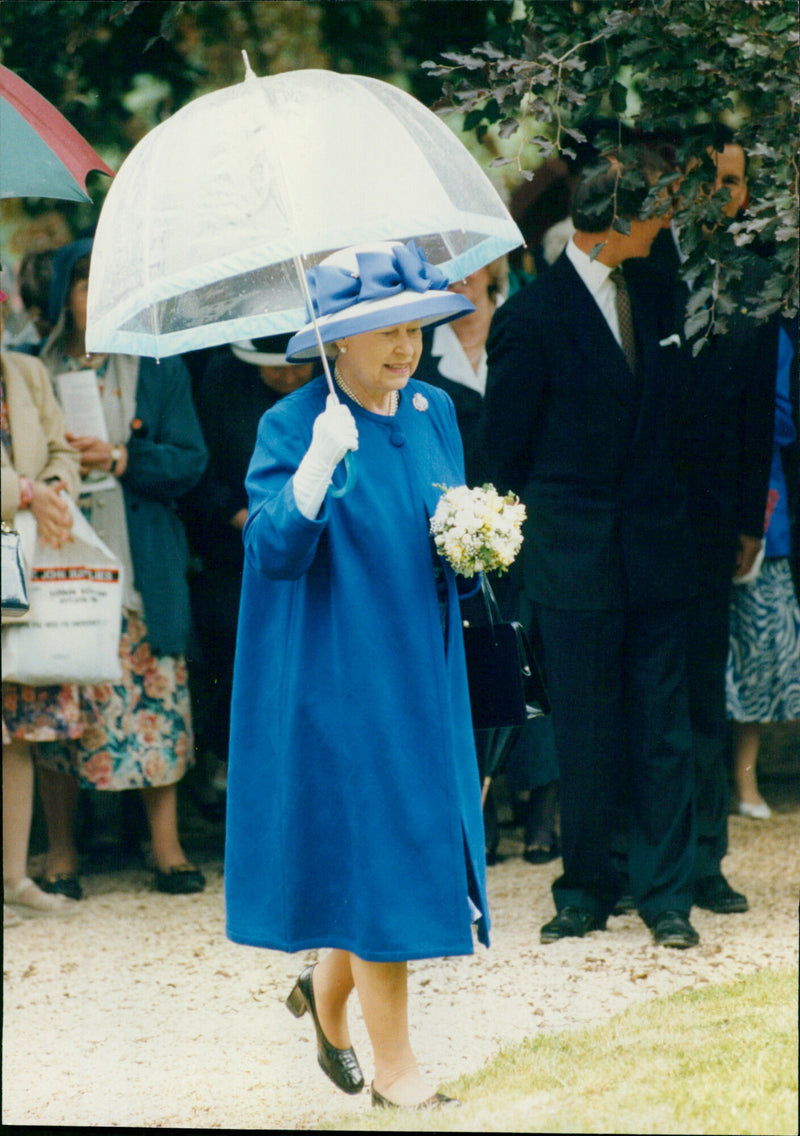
[[4, 904, 23, 928], [211, 761, 227, 793], [3, 877, 78, 917], [738, 799, 772, 819]]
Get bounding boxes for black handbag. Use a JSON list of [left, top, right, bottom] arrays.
[[1, 519, 30, 621], [462, 574, 550, 730]]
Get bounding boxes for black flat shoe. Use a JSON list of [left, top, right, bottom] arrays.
[[651, 910, 699, 949], [37, 874, 83, 901], [694, 874, 748, 914], [371, 1083, 460, 1109], [154, 864, 205, 894], [286, 965, 364, 1095]]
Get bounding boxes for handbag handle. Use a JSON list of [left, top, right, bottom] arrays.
[[479, 573, 503, 627]]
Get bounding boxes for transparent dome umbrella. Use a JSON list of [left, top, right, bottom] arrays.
[[86, 59, 523, 380]]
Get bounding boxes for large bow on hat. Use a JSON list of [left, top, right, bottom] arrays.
[[307, 241, 448, 321]]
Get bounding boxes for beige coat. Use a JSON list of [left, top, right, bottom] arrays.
[[1, 350, 80, 523]]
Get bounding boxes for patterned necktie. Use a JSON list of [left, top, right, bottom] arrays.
[[610, 268, 637, 374]]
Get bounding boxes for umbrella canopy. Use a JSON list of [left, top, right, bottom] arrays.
[[0, 65, 113, 202], [86, 65, 523, 359]]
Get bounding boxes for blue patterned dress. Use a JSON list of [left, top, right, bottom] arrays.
[[726, 329, 800, 723]]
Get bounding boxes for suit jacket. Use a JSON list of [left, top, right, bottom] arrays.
[[649, 229, 779, 589], [483, 250, 695, 611], [1, 350, 80, 522]]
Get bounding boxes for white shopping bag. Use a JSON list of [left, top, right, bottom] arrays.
[[2, 495, 123, 685]]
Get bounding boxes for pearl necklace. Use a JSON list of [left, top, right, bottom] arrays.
[[334, 364, 398, 416]]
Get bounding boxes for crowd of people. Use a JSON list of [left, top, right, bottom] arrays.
[[2, 126, 798, 1107]]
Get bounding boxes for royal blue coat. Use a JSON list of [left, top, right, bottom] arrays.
[[224, 375, 489, 961]]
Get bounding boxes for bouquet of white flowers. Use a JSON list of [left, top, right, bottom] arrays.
[[429, 483, 526, 577]]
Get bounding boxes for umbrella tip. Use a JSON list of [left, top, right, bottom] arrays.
[[241, 50, 257, 81]]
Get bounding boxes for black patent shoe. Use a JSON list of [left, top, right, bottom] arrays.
[[651, 910, 699, 949], [286, 965, 364, 1095], [540, 906, 606, 943], [38, 873, 83, 901], [371, 1083, 461, 1109], [154, 864, 205, 894]]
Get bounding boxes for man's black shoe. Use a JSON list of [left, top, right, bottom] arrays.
[[612, 893, 635, 916], [651, 910, 699, 949], [694, 874, 749, 914], [540, 906, 606, 943]]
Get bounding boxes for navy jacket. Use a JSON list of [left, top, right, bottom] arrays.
[[649, 230, 779, 590], [484, 250, 695, 611], [413, 332, 491, 487], [183, 349, 281, 572], [120, 355, 208, 653]]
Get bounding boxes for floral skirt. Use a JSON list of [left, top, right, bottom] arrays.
[[35, 610, 194, 790], [726, 557, 800, 723], [2, 682, 85, 747]]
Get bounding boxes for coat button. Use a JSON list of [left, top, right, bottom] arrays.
[[390, 429, 406, 447]]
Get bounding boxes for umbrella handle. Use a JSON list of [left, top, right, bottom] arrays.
[[330, 451, 357, 498]]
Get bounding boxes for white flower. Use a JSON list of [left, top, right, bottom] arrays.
[[430, 483, 526, 577]]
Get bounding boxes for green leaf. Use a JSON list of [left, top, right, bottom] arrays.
[[463, 108, 487, 131], [685, 310, 712, 339], [686, 287, 713, 315], [440, 51, 486, 70], [497, 117, 521, 139]]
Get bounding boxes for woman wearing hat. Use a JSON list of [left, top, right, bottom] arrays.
[[225, 240, 489, 1110]]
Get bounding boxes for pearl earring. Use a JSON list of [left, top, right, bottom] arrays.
[[339, 344, 347, 354]]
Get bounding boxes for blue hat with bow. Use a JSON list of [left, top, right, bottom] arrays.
[[285, 240, 474, 362]]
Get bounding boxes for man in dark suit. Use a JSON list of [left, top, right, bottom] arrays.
[[653, 138, 778, 915], [484, 154, 699, 948]]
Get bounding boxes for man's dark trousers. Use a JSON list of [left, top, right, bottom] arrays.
[[535, 601, 696, 923]]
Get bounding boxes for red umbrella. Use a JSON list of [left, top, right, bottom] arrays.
[[0, 64, 113, 202]]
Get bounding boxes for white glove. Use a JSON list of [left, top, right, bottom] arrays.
[[292, 394, 358, 519]]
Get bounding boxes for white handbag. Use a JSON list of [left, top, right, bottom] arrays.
[[2, 495, 123, 685]]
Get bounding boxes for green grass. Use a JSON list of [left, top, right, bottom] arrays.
[[327, 966, 799, 1134]]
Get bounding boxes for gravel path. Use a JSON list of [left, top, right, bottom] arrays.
[[3, 792, 798, 1130]]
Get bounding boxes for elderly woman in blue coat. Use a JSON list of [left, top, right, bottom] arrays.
[[225, 241, 490, 1110]]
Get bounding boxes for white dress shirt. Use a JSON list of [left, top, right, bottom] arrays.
[[565, 237, 623, 351], [429, 294, 503, 398]]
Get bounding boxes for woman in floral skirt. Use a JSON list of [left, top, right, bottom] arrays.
[[34, 239, 209, 898], [2, 317, 82, 923]]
